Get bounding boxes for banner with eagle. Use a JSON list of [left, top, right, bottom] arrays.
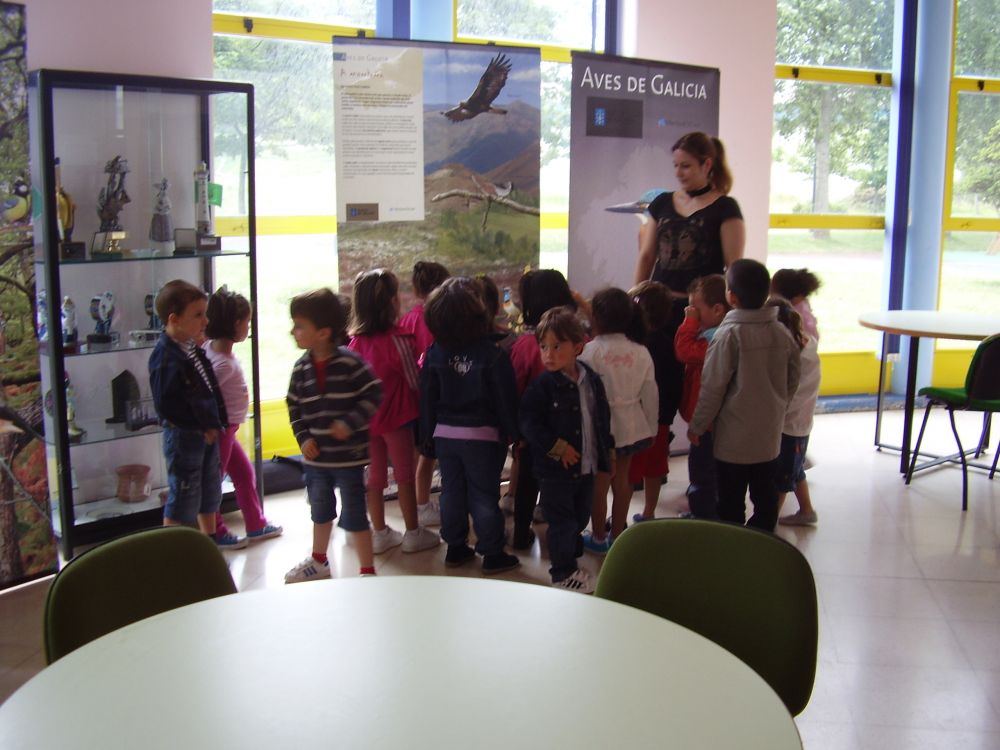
[[567, 52, 720, 296], [332, 38, 540, 306]]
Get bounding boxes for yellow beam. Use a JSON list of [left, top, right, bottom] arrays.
[[212, 12, 373, 43], [943, 216, 1000, 232], [769, 214, 885, 230], [541, 212, 568, 230], [952, 76, 1000, 94], [453, 35, 569, 63], [775, 64, 891, 87], [216, 215, 338, 237]]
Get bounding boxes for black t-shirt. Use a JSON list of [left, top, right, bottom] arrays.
[[646, 192, 743, 293]]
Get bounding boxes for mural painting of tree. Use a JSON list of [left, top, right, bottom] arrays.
[[0, 3, 57, 586]]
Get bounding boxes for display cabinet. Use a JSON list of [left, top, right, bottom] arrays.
[[29, 70, 259, 557]]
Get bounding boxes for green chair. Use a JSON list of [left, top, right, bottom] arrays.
[[594, 519, 818, 716], [44, 526, 237, 663], [905, 334, 1000, 511]]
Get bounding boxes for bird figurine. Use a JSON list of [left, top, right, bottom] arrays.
[[2, 177, 30, 223]]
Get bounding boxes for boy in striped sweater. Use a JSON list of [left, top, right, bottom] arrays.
[[284, 289, 383, 582]]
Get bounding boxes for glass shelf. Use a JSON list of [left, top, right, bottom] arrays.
[[63, 417, 162, 447], [39, 338, 159, 358], [36, 249, 251, 266]]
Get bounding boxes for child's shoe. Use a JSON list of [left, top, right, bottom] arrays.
[[581, 532, 611, 556], [632, 513, 654, 523], [215, 532, 248, 550], [401, 526, 441, 553], [284, 556, 331, 584], [416, 500, 441, 527], [511, 528, 535, 550], [552, 568, 594, 594], [778, 510, 818, 526], [372, 525, 404, 554], [246, 523, 283, 542], [445, 544, 477, 567], [482, 552, 520, 575]]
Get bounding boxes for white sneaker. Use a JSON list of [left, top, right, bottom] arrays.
[[284, 556, 331, 584], [416, 500, 441, 527], [372, 525, 404, 554], [552, 568, 594, 594], [499, 493, 514, 514], [401, 526, 441, 553]]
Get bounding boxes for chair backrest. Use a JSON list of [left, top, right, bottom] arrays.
[[594, 519, 818, 716], [966, 334, 1000, 402], [44, 526, 237, 663]]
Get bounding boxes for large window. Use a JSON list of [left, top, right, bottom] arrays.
[[771, 0, 893, 355], [214, 2, 603, 401]]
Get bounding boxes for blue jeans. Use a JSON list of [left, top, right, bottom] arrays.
[[686, 430, 718, 519], [435, 438, 507, 556], [303, 465, 369, 531], [540, 474, 593, 582], [162, 427, 221, 524]]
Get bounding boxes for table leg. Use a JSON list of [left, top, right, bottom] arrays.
[[900, 336, 920, 474], [875, 332, 888, 448]]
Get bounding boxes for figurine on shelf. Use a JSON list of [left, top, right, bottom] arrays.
[[61, 296, 78, 352], [66, 376, 86, 443], [97, 155, 130, 232], [149, 178, 175, 256], [36, 290, 47, 341], [87, 291, 115, 346], [145, 293, 162, 330], [55, 158, 85, 260], [194, 161, 220, 252]]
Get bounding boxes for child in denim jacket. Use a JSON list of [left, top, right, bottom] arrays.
[[520, 307, 613, 593]]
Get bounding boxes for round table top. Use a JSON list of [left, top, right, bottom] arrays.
[[0, 577, 801, 749], [859, 310, 1000, 341]]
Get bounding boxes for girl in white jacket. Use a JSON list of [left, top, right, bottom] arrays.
[[580, 288, 659, 552]]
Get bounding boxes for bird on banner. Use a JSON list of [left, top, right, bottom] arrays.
[[442, 52, 512, 122], [2, 177, 30, 223]]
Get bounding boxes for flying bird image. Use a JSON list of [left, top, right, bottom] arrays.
[[442, 53, 513, 122]]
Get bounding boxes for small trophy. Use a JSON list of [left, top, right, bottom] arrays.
[[128, 292, 162, 346], [149, 178, 175, 256], [94, 155, 130, 259], [45, 374, 86, 443], [194, 161, 221, 253], [55, 158, 85, 261], [61, 296, 78, 353], [86, 291, 116, 349]]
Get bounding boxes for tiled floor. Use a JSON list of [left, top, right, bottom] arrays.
[[2, 409, 999, 748]]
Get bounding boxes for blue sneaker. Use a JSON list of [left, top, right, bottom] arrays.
[[581, 532, 611, 556], [246, 523, 283, 542], [215, 532, 248, 550], [632, 513, 654, 523]]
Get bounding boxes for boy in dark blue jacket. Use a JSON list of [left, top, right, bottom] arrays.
[[520, 307, 613, 593], [149, 279, 229, 540], [420, 278, 521, 574]]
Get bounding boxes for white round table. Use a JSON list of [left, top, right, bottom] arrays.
[[859, 310, 1000, 473], [0, 577, 802, 749]]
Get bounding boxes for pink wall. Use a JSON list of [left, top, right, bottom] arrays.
[[623, 0, 777, 261], [22, 0, 213, 78]]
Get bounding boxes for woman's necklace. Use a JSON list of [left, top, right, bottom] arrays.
[[685, 183, 712, 198]]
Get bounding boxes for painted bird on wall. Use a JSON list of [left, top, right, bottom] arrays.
[[2, 177, 30, 223], [442, 53, 512, 122]]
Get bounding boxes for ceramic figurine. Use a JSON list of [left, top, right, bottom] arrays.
[[36, 290, 47, 341], [90, 291, 115, 337], [61, 296, 77, 344]]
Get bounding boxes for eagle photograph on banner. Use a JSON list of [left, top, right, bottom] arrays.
[[568, 52, 719, 295], [333, 39, 541, 300]]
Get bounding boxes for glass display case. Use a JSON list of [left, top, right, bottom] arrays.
[[28, 70, 259, 557]]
